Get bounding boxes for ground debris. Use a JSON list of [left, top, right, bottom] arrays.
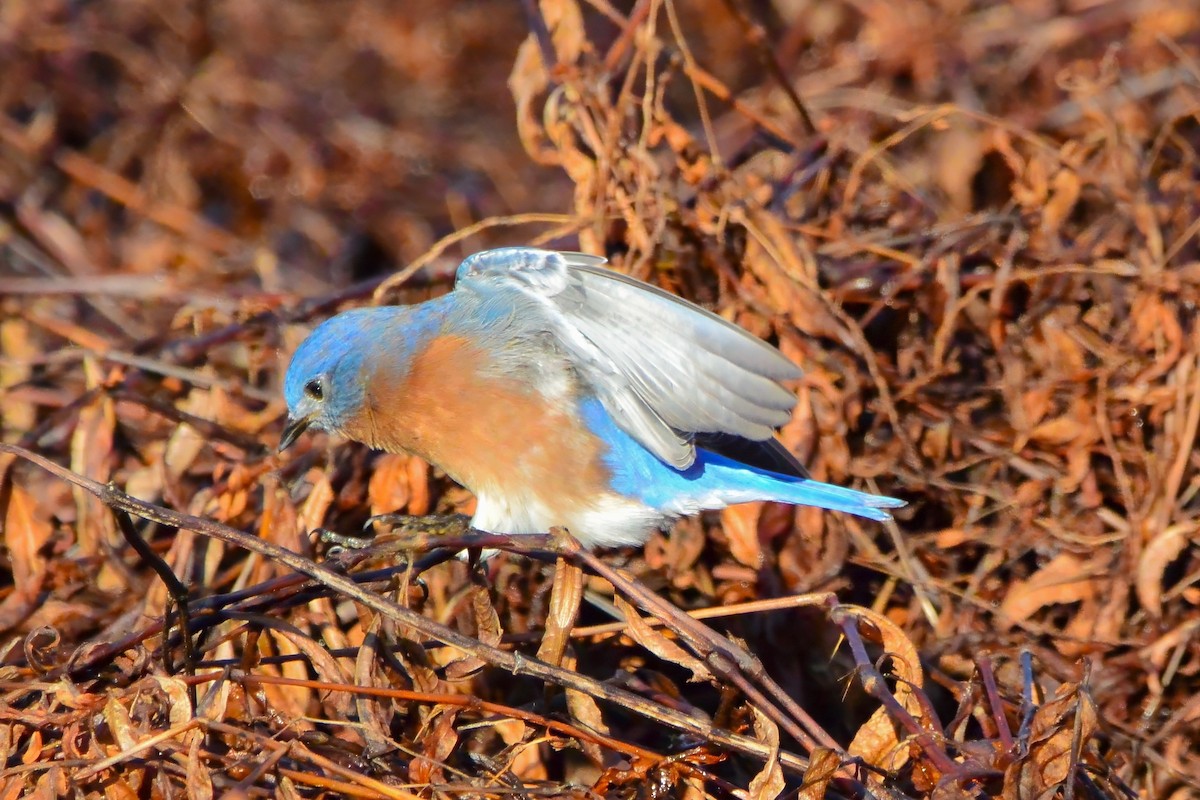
[[1, 1, 1196, 797]]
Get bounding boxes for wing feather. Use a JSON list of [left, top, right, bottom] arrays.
[[455, 247, 802, 468]]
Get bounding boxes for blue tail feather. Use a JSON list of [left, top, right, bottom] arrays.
[[582, 397, 906, 521], [685, 451, 905, 521]]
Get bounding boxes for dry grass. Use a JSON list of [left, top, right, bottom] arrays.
[[1, 0, 1199, 797]]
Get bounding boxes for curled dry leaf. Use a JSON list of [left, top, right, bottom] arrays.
[[1136, 521, 1196, 618], [186, 735, 213, 800], [536, 558, 584, 668], [368, 452, 412, 517], [69, 378, 115, 560], [103, 696, 139, 753], [0, 484, 51, 632], [797, 748, 842, 800], [148, 676, 194, 728], [1005, 682, 1099, 795], [998, 552, 1097, 626], [259, 475, 301, 550], [297, 469, 335, 534], [613, 595, 713, 683], [411, 705, 461, 785], [355, 618, 398, 754], [445, 583, 503, 680], [164, 392, 214, 481], [566, 679, 609, 766], [747, 705, 785, 800], [845, 604, 926, 773], [720, 502, 764, 569], [0, 318, 36, 436], [508, 0, 586, 166], [2, 0, 1195, 795]]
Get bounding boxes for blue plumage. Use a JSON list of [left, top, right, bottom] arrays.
[[280, 248, 905, 547], [581, 397, 902, 522]]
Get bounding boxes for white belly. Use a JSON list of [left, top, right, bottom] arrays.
[[471, 489, 666, 549]]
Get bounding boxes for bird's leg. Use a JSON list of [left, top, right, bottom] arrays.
[[365, 513, 472, 539], [464, 543, 492, 585]]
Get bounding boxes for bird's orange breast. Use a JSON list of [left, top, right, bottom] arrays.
[[346, 333, 613, 521]]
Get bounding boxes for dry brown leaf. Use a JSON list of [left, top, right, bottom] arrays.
[[747, 705, 785, 800], [263, 625, 353, 720], [536, 558, 583, 668], [104, 697, 138, 752], [1029, 416, 1086, 446], [420, 706, 461, 779], [1038, 317, 1087, 377], [368, 453, 412, 517], [258, 630, 314, 723], [845, 604, 925, 772], [797, 747, 841, 800], [260, 475, 301, 551], [446, 584, 504, 680], [70, 370, 115, 560], [1042, 168, 1081, 233], [1020, 385, 1055, 430], [566, 681, 609, 765], [31, 766, 66, 800], [0, 318, 36, 436], [21, 727, 43, 765], [999, 552, 1096, 625], [1136, 521, 1196, 618], [197, 674, 232, 724], [1025, 683, 1097, 792], [1, 484, 50, 600], [163, 420, 205, 482], [508, 0, 585, 165], [149, 676, 193, 728], [298, 469, 335, 533], [1131, 293, 1184, 382], [613, 595, 713, 683], [935, 121, 984, 213], [355, 618, 398, 754], [739, 212, 846, 343], [186, 735, 213, 800], [933, 528, 969, 548], [17, 205, 91, 279], [721, 502, 764, 568], [164, 388, 220, 480]]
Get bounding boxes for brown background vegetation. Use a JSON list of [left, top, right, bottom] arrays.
[[1, 0, 1199, 797]]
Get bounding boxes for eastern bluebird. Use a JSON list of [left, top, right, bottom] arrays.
[[280, 248, 904, 548]]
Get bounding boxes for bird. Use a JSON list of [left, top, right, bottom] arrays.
[[279, 247, 905, 549]]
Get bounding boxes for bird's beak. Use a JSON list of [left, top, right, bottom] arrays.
[[278, 415, 311, 453]]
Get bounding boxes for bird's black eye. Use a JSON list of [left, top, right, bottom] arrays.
[[304, 379, 324, 401]]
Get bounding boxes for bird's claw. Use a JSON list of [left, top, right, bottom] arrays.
[[316, 528, 375, 550]]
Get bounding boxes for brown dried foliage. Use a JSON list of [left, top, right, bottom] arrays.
[[1, 0, 1198, 797]]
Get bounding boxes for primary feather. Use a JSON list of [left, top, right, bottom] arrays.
[[455, 247, 803, 469]]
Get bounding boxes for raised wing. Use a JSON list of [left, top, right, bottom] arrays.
[[455, 247, 802, 469]]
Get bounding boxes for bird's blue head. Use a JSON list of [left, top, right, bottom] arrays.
[[280, 308, 389, 451]]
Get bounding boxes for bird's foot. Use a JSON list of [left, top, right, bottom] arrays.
[[317, 528, 375, 550], [311, 515, 468, 561], [364, 513, 471, 537], [360, 513, 473, 556]]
